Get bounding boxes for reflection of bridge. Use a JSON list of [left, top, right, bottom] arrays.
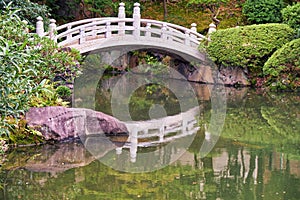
[[36, 3, 212, 60], [122, 106, 201, 162]]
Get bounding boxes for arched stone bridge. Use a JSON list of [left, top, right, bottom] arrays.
[[37, 2, 214, 61]]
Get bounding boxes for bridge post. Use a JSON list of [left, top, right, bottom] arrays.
[[36, 16, 44, 37], [118, 2, 126, 36], [191, 23, 197, 32], [49, 19, 57, 40], [106, 22, 112, 38], [133, 3, 141, 38], [208, 23, 216, 40]]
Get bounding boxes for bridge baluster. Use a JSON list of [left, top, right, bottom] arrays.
[[133, 3, 141, 38], [184, 30, 191, 46], [145, 23, 151, 38], [36, 16, 44, 37], [106, 22, 112, 38], [118, 2, 126, 36], [161, 23, 167, 40], [92, 21, 97, 37], [79, 27, 85, 44]]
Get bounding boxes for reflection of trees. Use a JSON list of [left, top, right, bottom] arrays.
[[1, 142, 300, 199]]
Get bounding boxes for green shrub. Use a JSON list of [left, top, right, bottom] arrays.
[[263, 38, 300, 90], [281, 3, 300, 32], [206, 24, 295, 74], [0, 0, 50, 28], [242, 0, 284, 24], [0, 8, 81, 140], [56, 86, 72, 98]]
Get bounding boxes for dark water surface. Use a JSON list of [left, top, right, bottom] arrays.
[[0, 81, 299, 199]]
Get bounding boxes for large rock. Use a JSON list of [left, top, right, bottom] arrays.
[[218, 66, 250, 86], [188, 65, 250, 86], [188, 65, 215, 84], [26, 106, 128, 141]]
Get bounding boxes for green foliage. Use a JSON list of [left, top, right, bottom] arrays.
[[188, 0, 229, 5], [263, 38, 300, 90], [84, 0, 118, 17], [281, 3, 300, 32], [31, 0, 81, 22], [0, 8, 81, 141], [242, 0, 284, 24], [206, 24, 295, 74], [188, 0, 230, 11], [56, 85, 72, 98], [188, 0, 230, 25], [29, 80, 69, 107], [0, 0, 50, 28]]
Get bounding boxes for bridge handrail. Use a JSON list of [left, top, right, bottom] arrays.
[[55, 17, 114, 32], [47, 17, 206, 49], [43, 17, 114, 37], [140, 19, 206, 40], [54, 18, 134, 40], [52, 17, 206, 41]]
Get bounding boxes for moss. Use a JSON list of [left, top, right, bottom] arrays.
[[263, 38, 300, 90]]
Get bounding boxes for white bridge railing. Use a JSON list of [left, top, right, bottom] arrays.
[[36, 3, 214, 52]]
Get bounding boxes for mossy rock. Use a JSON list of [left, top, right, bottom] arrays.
[[263, 38, 300, 90]]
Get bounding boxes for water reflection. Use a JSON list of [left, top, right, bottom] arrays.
[[1, 137, 300, 199]]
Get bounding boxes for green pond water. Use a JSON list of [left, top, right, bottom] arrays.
[[0, 78, 300, 199]]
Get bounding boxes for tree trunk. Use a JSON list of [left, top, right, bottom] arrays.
[[163, 0, 168, 20]]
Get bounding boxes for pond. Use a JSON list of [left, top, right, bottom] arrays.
[[1, 76, 300, 199]]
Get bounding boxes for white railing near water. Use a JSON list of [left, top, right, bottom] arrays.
[[36, 3, 216, 54]]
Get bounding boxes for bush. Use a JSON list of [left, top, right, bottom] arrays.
[[0, 8, 81, 140], [56, 86, 72, 98], [281, 3, 300, 32], [0, 0, 50, 28], [263, 38, 300, 90], [242, 0, 284, 24], [206, 24, 295, 74]]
